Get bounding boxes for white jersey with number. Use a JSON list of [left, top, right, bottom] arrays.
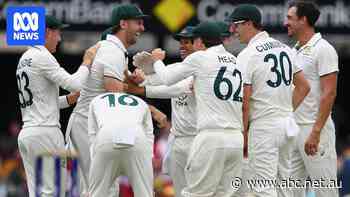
[[16, 46, 89, 128], [293, 33, 338, 124], [153, 45, 243, 131], [237, 31, 301, 122], [74, 35, 128, 117], [88, 92, 154, 146]]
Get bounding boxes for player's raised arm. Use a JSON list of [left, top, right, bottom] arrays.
[[41, 44, 99, 92], [152, 49, 198, 86], [145, 78, 193, 99]]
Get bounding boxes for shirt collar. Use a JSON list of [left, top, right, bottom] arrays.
[[32, 45, 48, 51], [295, 33, 322, 51], [248, 31, 269, 46], [207, 44, 226, 53], [106, 34, 128, 54]]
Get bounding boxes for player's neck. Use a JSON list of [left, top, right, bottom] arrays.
[[297, 27, 315, 47], [44, 43, 55, 53], [115, 33, 129, 48], [246, 29, 262, 44]]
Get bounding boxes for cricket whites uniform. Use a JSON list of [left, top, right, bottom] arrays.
[[144, 73, 197, 197], [67, 34, 127, 196], [291, 33, 339, 197], [154, 44, 243, 197], [88, 92, 154, 197], [238, 31, 301, 197], [16, 46, 89, 197]]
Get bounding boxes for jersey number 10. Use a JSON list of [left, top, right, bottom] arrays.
[[102, 94, 139, 107]]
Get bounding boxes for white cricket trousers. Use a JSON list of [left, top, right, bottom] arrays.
[[182, 129, 243, 197], [290, 118, 338, 197], [88, 132, 154, 197], [168, 135, 195, 197], [248, 117, 296, 197], [18, 126, 66, 197], [67, 113, 119, 197]]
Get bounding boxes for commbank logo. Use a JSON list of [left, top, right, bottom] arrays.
[[6, 6, 45, 46]]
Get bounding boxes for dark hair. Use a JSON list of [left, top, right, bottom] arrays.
[[252, 21, 263, 30], [199, 37, 222, 48], [111, 25, 121, 34], [289, 0, 320, 26]]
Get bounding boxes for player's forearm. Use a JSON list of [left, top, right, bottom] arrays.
[[104, 77, 127, 92], [61, 66, 89, 92], [292, 71, 310, 110], [313, 90, 336, 133], [292, 86, 309, 111], [146, 82, 190, 99], [148, 105, 167, 128], [154, 60, 192, 86], [242, 85, 252, 134], [59, 96, 70, 109], [141, 74, 164, 86], [126, 85, 145, 96], [58, 92, 80, 109], [242, 101, 250, 135]]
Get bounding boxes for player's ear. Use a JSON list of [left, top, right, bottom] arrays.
[[300, 16, 308, 25], [120, 20, 128, 30], [45, 28, 51, 39]]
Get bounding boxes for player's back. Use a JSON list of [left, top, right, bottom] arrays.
[[239, 36, 296, 122], [190, 45, 243, 131], [16, 46, 60, 128], [74, 40, 127, 117], [89, 92, 153, 144]]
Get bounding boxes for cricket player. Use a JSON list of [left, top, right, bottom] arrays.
[[88, 92, 154, 197], [143, 21, 243, 197], [66, 4, 166, 196], [125, 26, 197, 197], [227, 4, 310, 197], [285, 1, 339, 196], [16, 15, 98, 197], [216, 21, 233, 47]]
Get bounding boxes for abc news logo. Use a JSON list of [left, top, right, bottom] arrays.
[[13, 12, 39, 39], [6, 6, 45, 46]]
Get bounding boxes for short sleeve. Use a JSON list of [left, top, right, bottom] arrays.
[[290, 50, 302, 74], [238, 53, 257, 85], [95, 42, 127, 81], [317, 43, 339, 76]]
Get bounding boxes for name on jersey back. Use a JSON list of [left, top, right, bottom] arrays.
[[256, 41, 286, 53]]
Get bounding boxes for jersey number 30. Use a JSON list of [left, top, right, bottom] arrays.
[[265, 51, 292, 88], [213, 67, 242, 102], [16, 71, 33, 108]]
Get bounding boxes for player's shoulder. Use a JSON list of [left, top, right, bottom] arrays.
[[315, 38, 337, 55], [182, 50, 205, 64], [188, 50, 206, 58], [22, 46, 58, 66], [98, 40, 124, 54], [237, 46, 251, 61]]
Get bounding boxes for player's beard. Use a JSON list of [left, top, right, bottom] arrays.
[[127, 31, 140, 46]]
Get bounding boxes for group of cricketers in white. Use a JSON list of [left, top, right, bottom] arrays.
[[15, 1, 339, 197]]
